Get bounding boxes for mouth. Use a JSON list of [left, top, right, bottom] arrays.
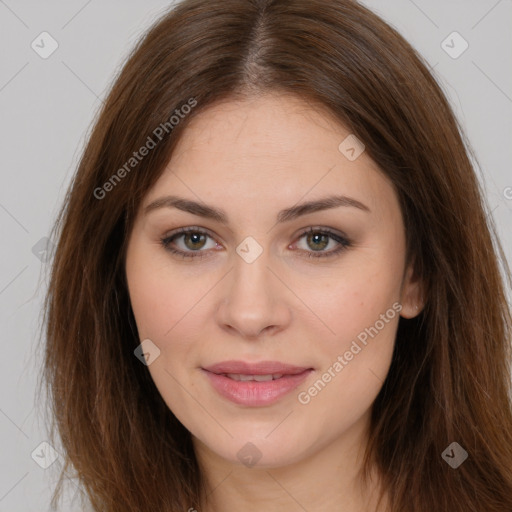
[[203, 359, 312, 376], [218, 373, 287, 381], [201, 360, 314, 406]]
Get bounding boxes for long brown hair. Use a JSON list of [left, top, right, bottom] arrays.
[[39, 0, 512, 510]]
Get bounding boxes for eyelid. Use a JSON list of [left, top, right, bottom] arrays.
[[160, 225, 351, 260], [290, 226, 351, 259], [162, 225, 217, 240], [160, 226, 219, 260], [292, 226, 350, 246]]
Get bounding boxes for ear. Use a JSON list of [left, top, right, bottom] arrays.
[[399, 261, 424, 319]]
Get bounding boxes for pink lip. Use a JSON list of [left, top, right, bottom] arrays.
[[201, 360, 314, 406], [203, 360, 311, 375]]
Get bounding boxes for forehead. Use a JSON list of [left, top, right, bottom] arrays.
[[171, 93, 354, 165], [144, 93, 397, 221]]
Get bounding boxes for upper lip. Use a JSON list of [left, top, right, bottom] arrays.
[[203, 360, 312, 375]]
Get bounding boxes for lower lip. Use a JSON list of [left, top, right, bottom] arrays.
[[202, 369, 313, 406]]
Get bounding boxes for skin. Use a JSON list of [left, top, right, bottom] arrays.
[[125, 92, 423, 512]]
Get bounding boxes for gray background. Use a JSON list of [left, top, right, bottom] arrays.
[[0, 1, 511, 510]]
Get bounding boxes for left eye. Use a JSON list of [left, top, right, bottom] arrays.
[[160, 227, 351, 260], [291, 227, 351, 259]]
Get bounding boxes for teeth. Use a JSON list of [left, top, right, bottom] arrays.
[[225, 373, 284, 381]]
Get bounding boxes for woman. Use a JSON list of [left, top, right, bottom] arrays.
[[40, 0, 512, 510]]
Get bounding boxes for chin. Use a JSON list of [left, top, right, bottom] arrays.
[[197, 432, 310, 469]]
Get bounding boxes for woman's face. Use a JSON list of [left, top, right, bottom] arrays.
[[125, 92, 421, 469]]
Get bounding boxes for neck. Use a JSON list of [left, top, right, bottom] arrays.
[[194, 411, 388, 512]]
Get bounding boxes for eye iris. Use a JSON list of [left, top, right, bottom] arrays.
[[307, 232, 328, 251], [184, 232, 206, 250]]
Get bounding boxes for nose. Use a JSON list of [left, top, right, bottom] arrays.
[[215, 249, 292, 339]]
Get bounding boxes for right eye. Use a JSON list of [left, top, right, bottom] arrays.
[[160, 227, 220, 259]]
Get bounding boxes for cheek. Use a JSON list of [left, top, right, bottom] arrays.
[[126, 241, 207, 340], [126, 249, 207, 421], [302, 255, 403, 347], [295, 248, 403, 411], [297, 274, 400, 419]]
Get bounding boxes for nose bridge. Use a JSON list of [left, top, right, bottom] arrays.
[[216, 238, 290, 337], [230, 241, 275, 303]]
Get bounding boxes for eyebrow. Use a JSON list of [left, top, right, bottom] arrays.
[[144, 194, 370, 223]]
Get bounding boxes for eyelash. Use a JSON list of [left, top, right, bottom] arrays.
[[160, 226, 351, 260]]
